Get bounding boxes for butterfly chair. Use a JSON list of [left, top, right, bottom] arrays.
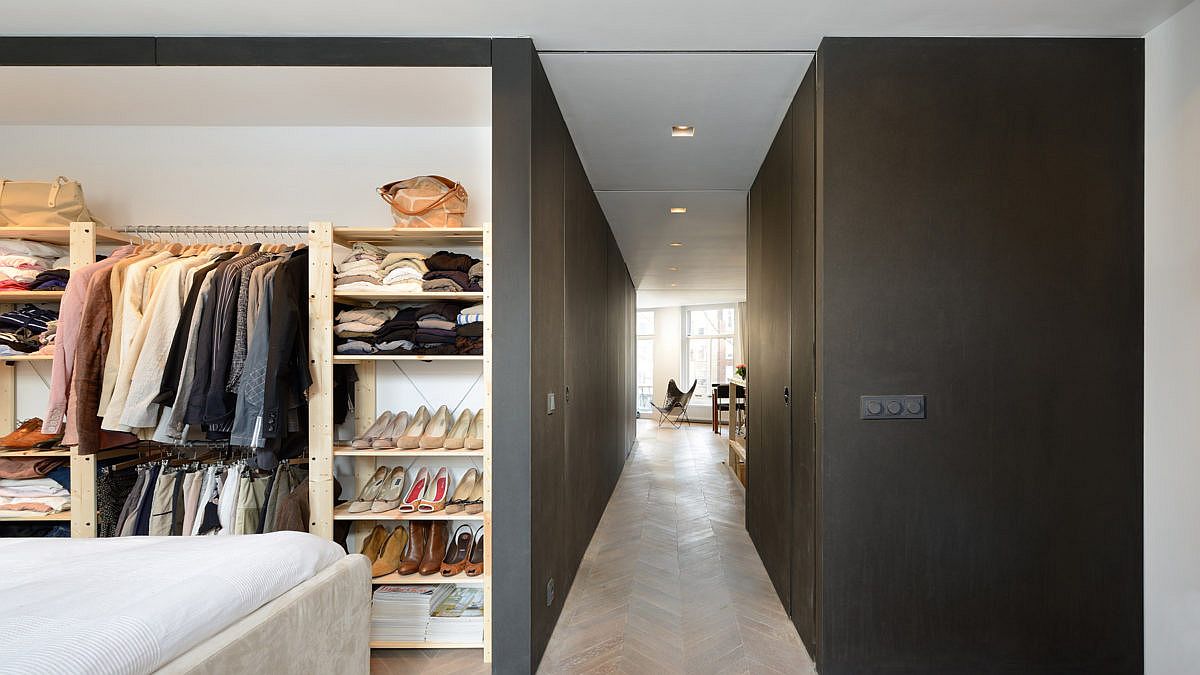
[[652, 379, 698, 428]]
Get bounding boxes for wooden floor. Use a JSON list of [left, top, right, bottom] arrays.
[[370, 419, 814, 674]]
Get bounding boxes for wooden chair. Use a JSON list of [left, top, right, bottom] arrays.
[[652, 379, 697, 428]]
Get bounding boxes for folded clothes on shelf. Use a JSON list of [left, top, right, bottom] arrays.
[[333, 301, 483, 356], [0, 304, 58, 334]]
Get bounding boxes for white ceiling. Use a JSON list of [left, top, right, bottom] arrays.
[[2, 0, 1184, 307], [0, 0, 1187, 49], [0, 67, 491, 126], [543, 52, 811, 307]]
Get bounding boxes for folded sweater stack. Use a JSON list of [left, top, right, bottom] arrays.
[[0, 239, 70, 291], [334, 242, 388, 290], [455, 303, 484, 355], [0, 304, 59, 356], [333, 301, 482, 356], [0, 459, 71, 514], [422, 250, 483, 293], [380, 252, 428, 292]]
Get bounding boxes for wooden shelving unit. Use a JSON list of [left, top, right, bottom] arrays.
[[0, 222, 133, 536], [309, 222, 492, 660]]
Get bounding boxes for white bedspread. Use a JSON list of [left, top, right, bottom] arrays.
[[0, 532, 345, 675]]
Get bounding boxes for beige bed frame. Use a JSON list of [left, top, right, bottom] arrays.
[[156, 555, 371, 675]]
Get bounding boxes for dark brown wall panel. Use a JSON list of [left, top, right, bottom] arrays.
[[529, 52, 569, 665], [815, 38, 1143, 674], [789, 64, 819, 657], [746, 101, 795, 611], [528, 51, 635, 669]]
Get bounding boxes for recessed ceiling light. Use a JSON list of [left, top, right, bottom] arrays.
[[671, 125, 695, 137], [671, 283, 678, 287], [669, 207, 687, 214], [667, 266, 679, 272], [668, 241, 684, 247]]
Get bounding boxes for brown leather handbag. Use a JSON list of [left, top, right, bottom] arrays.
[[378, 176, 468, 229]]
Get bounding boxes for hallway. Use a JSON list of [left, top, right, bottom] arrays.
[[537, 420, 815, 674]]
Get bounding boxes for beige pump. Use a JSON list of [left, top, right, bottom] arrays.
[[443, 468, 479, 514], [418, 405, 452, 448], [371, 411, 411, 449], [442, 408, 473, 450], [396, 406, 431, 449], [371, 466, 408, 513], [348, 466, 389, 513], [464, 409, 485, 450], [352, 411, 394, 449]]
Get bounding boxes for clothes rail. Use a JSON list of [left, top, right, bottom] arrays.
[[112, 224, 310, 234]]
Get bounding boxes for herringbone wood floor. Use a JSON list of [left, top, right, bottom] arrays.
[[370, 420, 814, 674]]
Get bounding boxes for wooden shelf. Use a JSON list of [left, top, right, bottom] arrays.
[[0, 225, 128, 245], [334, 227, 484, 246], [334, 504, 485, 521], [334, 446, 484, 457], [0, 447, 70, 457], [1, 354, 54, 363], [0, 511, 71, 521], [334, 289, 482, 304], [370, 641, 484, 650], [372, 571, 486, 585], [333, 355, 482, 363], [0, 290, 64, 302]]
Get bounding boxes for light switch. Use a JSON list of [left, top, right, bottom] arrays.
[[861, 394, 925, 420], [547, 392, 556, 415]]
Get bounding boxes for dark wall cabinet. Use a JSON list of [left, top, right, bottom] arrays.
[[747, 37, 1143, 675], [528, 52, 638, 669]]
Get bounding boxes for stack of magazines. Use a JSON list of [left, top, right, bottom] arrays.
[[427, 586, 485, 644], [370, 585, 454, 642]]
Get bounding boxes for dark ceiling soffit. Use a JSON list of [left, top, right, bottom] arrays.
[[0, 37, 492, 66]]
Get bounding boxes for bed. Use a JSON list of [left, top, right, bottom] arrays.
[[0, 532, 370, 675]]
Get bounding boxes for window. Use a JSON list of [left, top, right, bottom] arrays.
[[684, 305, 736, 401], [635, 311, 655, 412]]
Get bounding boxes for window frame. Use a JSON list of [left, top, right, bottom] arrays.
[[681, 303, 737, 402]]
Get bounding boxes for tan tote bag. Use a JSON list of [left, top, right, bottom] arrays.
[[378, 176, 468, 229], [0, 176, 98, 227]]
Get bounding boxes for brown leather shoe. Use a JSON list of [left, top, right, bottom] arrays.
[[0, 418, 62, 449], [398, 521, 429, 575], [440, 524, 474, 576], [419, 521, 449, 575], [359, 524, 388, 561], [0, 418, 42, 448], [370, 527, 408, 578], [465, 527, 484, 577]]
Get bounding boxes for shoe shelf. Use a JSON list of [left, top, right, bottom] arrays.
[[332, 503, 486, 521], [332, 446, 485, 457], [308, 221, 493, 659], [0, 511, 72, 521], [333, 290, 483, 304], [371, 571, 485, 585], [0, 447, 72, 457], [1, 354, 54, 363], [332, 355, 483, 363], [332, 226, 485, 246], [369, 641, 484, 650], [0, 222, 110, 538], [0, 291, 64, 302]]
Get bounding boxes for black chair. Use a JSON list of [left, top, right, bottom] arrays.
[[652, 379, 697, 428]]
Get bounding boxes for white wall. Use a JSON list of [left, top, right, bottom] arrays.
[[0, 123, 492, 423], [1146, 2, 1200, 672], [651, 306, 683, 411]]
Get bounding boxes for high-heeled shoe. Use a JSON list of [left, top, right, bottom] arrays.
[[464, 471, 484, 515], [370, 466, 407, 513], [440, 524, 475, 577], [464, 409, 484, 450], [418, 405, 452, 448], [359, 524, 387, 560], [465, 527, 484, 577], [443, 468, 479, 515], [419, 521, 449, 575], [398, 466, 429, 513], [417, 467, 451, 513], [370, 526, 408, 578], [351, 411, 394, 448], [371, 411, 411, 449], [396, 406, 431, 449], [398, 521, 428, 575], [347, 466, 389, 513], [442, 409, 473, 450]]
